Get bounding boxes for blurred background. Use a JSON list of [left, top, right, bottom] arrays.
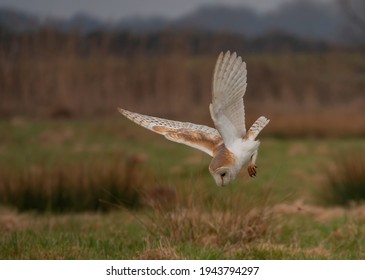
[[0, 0, 364, 136], [0, 0, 365, 259]]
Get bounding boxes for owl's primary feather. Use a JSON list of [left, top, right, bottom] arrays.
[[210, 51, 247, 147]]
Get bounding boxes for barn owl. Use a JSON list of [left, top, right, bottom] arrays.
[[119, 51, 269, 187]]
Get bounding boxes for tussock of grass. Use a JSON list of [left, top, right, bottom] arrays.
[[0, 155, 148, 212], [146, 190, 271, 249], [321, 153, 365, 206]]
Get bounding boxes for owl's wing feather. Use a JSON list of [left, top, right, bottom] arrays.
[[119, 108, 222, 157], [244, 116, 270, 141], [210, 51, 247, 147]]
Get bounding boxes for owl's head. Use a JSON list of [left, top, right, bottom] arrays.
[[209, 167, 235, 187]]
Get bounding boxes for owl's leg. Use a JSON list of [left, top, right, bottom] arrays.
[[247, 150, 258, 177]]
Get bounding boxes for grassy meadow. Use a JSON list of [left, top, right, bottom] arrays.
[[1, 31, 365, 259], [1, 118, 365, 259]]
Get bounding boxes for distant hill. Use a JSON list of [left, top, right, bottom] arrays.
[[263, 1, 340, 42], [172, 5, 265, 37], [172, 1, 340, 42], [0, 7, 39, 31], [60, 13, 106, 33], [116, 16, 169, 33], [0, 0, 344, 43]]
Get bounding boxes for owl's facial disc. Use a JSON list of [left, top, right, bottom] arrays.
[[210, 167, 231, 187]]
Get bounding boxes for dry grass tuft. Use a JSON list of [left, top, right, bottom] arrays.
[[320, 153, 365, 206], [146, 191, 271, 248], [0, 156, 149, 212]]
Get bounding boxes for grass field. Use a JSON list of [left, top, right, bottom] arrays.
[[1, 118, 365, 259]]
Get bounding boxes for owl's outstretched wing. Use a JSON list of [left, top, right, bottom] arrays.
[[119, 108, 222, 157], [210, 51, 247, 147]]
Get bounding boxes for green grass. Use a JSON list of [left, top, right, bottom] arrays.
[[1, 118, 365, 259]]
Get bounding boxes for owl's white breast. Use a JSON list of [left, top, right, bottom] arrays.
[[230, 139, 260, 170]]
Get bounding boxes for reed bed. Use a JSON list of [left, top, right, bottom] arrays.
[[1, 31, 364, 137]]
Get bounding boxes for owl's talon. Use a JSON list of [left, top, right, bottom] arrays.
[[248, 165, 257, 177]]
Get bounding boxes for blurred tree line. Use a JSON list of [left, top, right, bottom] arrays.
[[0, 27, 333, 58]]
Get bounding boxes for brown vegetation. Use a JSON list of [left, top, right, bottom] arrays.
[[1, 30, 364, 137], [0, 156, 148, 212], [320, 152, 365, 206], [144, 188, 272, 253]]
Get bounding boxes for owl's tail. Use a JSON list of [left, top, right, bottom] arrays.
[[244, 116, 270, 140]]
